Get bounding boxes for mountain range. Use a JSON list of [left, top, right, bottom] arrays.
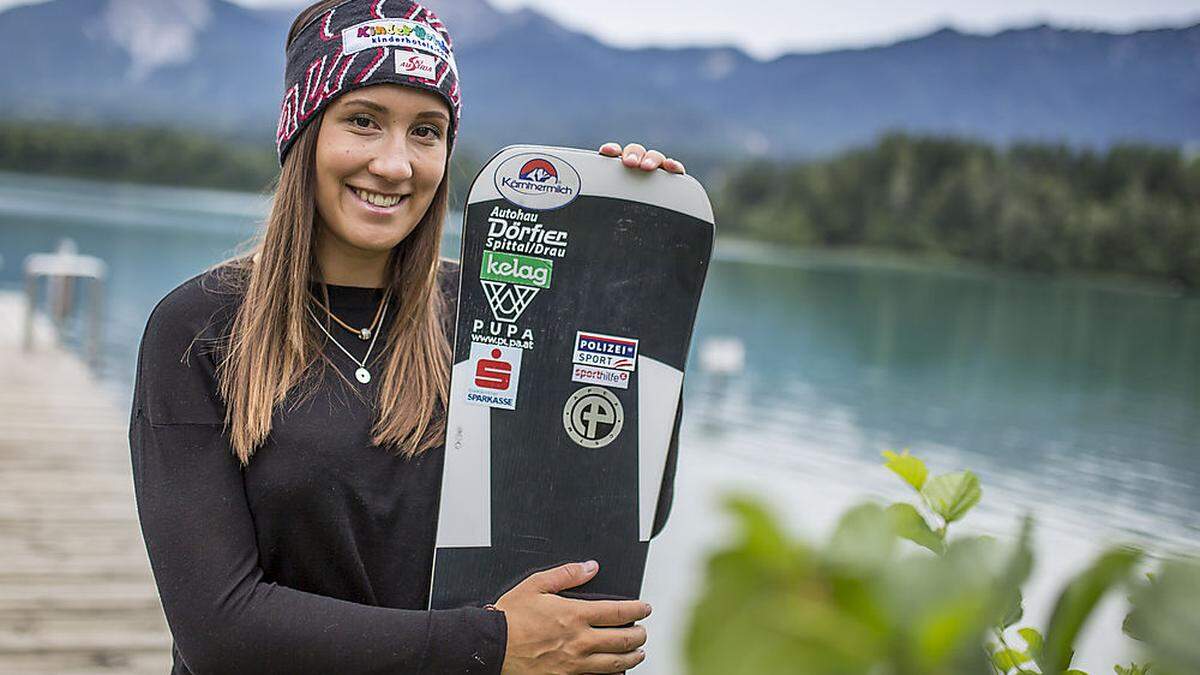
[[0, 0, 1197, 158]]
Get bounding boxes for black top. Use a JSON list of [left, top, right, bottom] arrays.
[[128, 261, 508, 674]]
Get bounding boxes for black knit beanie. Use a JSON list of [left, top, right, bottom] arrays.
[[275, 0, 461, 165]]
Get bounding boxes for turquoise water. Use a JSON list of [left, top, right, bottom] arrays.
[[2, 171, 1197, 670]]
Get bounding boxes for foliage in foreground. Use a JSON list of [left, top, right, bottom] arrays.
[[684, 451, 1200, 675]]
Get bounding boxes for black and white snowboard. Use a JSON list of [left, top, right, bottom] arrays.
[[430, 145, 714, 609]]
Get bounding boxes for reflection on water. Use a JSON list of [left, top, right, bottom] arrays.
[[687, 245, 1199, 548], [2, 172, 1198, 669]]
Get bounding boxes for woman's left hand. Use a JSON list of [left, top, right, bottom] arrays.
[[599, 142, 686, 175]]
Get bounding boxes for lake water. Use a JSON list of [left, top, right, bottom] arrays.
[[1, 171, 1197, 673]]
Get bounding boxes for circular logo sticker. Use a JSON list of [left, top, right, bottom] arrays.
[[562, 386, 624, 448], [494, 152, 582, 211]]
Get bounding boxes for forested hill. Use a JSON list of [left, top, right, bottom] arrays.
[[717, 135, 1200, 287], [2, 121, 1195, 287], [0, 0, 1196, 157]]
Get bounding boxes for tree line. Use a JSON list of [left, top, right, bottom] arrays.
[[2, 121, 1196, 286], [716, 134, 1200, 287], [0, 121, 484, 205]]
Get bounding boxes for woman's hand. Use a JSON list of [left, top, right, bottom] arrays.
[[496, 560, 651, 674], [599, 142, 686, 175]]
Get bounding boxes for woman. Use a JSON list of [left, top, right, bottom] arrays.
[[129, 0, 685, 673]]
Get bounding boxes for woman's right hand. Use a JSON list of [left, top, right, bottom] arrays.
[[495, 560, 651, 674]]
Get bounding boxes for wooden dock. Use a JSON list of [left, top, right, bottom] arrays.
[[0, 291, 172, 673]]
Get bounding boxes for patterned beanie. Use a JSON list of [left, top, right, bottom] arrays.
[[275, 0, 461, 165]]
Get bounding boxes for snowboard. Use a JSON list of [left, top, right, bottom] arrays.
[[429, 144, 714, 609]]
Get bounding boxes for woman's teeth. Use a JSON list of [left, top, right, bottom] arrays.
[[353, 187, 404, 208]]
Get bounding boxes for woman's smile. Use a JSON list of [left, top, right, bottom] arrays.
[[347, 184, 410, 213]]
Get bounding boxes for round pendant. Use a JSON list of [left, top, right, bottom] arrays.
[[358, 328, 372, 341], [355, 367, 371, 384]]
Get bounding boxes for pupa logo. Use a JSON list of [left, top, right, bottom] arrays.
[[519, 159, 558, 183], [495, 153, 581, 211]]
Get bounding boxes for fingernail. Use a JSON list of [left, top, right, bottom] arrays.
[[626, 153, 640, 164], [645, 603, 653, 615], [582, 560, 598, 573], [641, 157, 654, 169]]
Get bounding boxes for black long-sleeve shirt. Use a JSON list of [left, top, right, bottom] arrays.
[[128, 261, 507, 674]]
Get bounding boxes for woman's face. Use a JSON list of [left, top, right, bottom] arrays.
[[313, 84, 450, 255]]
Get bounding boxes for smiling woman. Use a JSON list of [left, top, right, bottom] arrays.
[[313, 89, 451, 286], [128, 1, 680, 674]]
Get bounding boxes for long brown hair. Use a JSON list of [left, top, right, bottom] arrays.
[[215, 0, 452, 465]]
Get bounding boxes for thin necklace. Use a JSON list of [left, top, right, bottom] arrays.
[[309, 287, 388, 341], [307, 297, 389, 384]]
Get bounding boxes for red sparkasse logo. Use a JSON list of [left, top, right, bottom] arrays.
[[474, 348, 512, 390]]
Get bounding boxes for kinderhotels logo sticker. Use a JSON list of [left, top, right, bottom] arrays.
[[494, 153, 581, 211], [342, 19, 454, 63], [480, 251, 553, 323], [465, 342, 523, 410]]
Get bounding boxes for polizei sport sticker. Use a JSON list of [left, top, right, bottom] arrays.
[[572, 331, 639, 371], [494, 153, 581, 211]]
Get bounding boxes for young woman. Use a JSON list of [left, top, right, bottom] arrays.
[[129, 1, 685, 673]]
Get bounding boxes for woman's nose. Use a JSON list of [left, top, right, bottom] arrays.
[[368, 138, 414, 183]]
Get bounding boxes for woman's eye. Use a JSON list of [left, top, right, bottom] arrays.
[[349, 115, 375, 129], [414, 125, 443, 140]]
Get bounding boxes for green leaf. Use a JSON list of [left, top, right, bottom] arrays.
[[886, 503, 945, 555], [686, 495, 883, 675], [883, 449, 928, 491], [992, 647, 1030, 670], [1000, 589, 1024, 629], [1065, 670, 1089, 675], [1114, 663, 1152, 675], [1127, 557, 1200, 674], [827, 503, 895, 572], [1017, 627, 1043, 656], [1038, 547, 1142, 673], [921, 471, 982, 523], [894, 537, 1005, 671], [993, 518, 1035, 631]]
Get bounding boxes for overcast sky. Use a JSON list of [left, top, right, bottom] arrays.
[[3, 0, 1198, 58]]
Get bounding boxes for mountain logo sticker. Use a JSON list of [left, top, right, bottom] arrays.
[[495, 153, 581, 211], [518, 158, 558, 183]]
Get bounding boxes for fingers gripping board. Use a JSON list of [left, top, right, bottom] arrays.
[[430, 145, 714, 609]]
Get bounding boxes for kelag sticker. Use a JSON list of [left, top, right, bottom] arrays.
[[480, 251, 553, 289], [465, 342, 523, 410], [573, 331, 639, 371]]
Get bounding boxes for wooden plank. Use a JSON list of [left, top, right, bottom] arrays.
[[0, 650, 173, 674], [0, 291, 172, 670]]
